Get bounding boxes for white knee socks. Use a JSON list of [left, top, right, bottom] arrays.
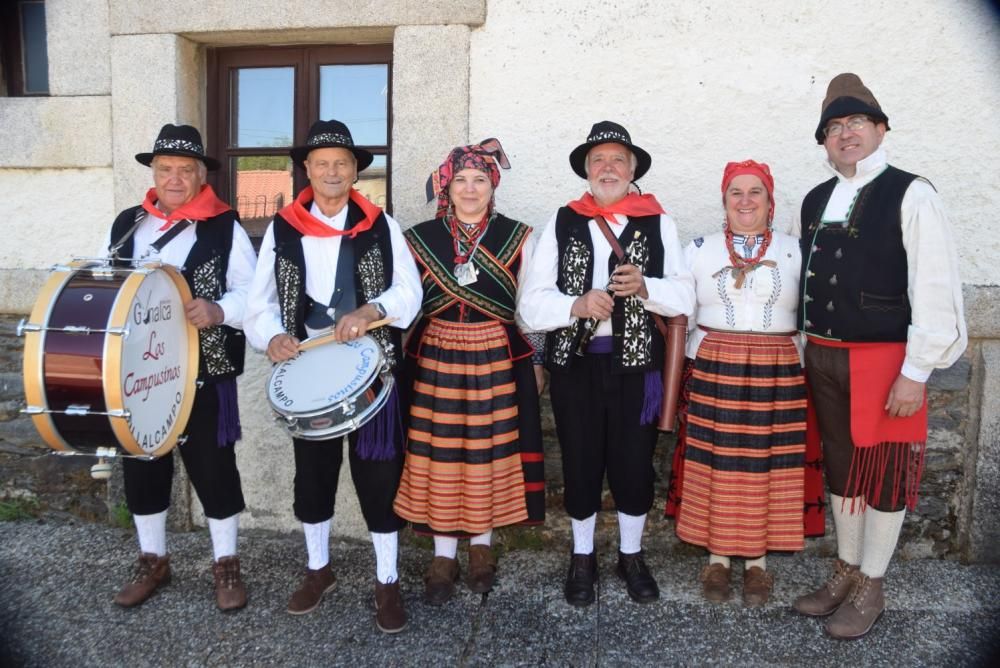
[[860, 507, 905, 578], [470, 530, 493, 547], [831, 493, 864, 565], [571, 514, 597, 555], [434, 535, 459, 559], [617, 512, 646, 555], [207, 514, 239, 561], [371, 531, 399, 584], [134, 510, 167, 557], [302, 520, 331, 570], [709, 554, 731, 568]]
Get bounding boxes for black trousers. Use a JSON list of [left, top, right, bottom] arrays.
[[549, 353, 658, 519], [293, 429, 406, 532], [123, 385, 245, 519], [805, 343, 907, 512]]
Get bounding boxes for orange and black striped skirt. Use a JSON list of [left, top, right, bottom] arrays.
[[675, 331, 807, 556], [394, 318, 544, 536]]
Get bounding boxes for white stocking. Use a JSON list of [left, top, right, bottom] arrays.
[[134, 510, 167, 557]]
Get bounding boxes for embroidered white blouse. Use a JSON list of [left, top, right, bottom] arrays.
[[685, 231, 802, 359]]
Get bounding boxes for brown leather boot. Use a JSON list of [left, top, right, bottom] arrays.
[[793, 559, 860, 617], [424, 556, 460, 606], [699, 562, 731, 603], [212, 556, 247, 611], [286, 564, 336, 615], [466, 545, 497, 594], [742, 566, 774, 607], [374, 581, 408, 634], [825, 574, 885, 639], [114, 553, 171, 608]]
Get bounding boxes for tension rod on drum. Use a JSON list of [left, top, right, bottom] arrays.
[[16, 320, 129, 337], [22, 405, 130, 418]]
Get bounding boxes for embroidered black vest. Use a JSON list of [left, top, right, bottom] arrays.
[[271, 197, 402, 367], [545, 207, 665, 373], [798, 166, 919, 342], [403, 214, 533, 359], [110, 206, 246, 382]]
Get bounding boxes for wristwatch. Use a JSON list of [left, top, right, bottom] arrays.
[[370, 301, 387, 319]]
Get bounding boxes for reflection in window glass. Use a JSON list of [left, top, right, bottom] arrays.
[[232, 155, 293, 238], [21, 1, 49, 94], [233, 68, 294, 148], [319, 65, 388, 146], [356, 155, 387, 210]]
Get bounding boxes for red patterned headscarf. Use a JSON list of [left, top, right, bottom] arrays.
[[426, 138, 511, 218], [721, 159, 775, 223]]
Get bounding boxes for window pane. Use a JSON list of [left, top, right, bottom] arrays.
[[232, 155, 293, 238], [232, 68, 294, 148], [20, 1, 49, 94], [355, 155, 387, 209], [318, 65, 388, 146]]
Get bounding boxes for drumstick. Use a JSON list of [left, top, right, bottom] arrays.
[[297, 317, 397, 352]]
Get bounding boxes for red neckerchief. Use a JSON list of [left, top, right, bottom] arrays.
[[142, 185, 231, 230], [566, 192, 665, 224], [277, 186, 381, 238]]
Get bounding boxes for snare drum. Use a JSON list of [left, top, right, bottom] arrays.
[[267, 334, 394, 441], [20, 261, 198, 457]]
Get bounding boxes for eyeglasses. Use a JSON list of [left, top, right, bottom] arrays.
[[823, 115, 872, 139]]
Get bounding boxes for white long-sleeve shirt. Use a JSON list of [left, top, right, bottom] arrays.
[[100, 209, 256, 329], [244, 201, 421, 350], [792, 147, 967, 382], [518, 209, 695, 334], [685, 231, 802, 360]]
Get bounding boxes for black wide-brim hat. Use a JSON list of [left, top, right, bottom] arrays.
[[290, 119, 374, 172], [569, 120, 652, 181], [135, 124, 220, 171]]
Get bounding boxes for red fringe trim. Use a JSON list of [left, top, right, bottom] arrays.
[[843, 440, 926, 513]]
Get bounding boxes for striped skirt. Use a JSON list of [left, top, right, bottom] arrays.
[[675, 331, 807, 556], [393, 318, 544, 536]]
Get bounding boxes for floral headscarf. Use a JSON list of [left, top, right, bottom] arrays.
[[425, 138, 511, 218]]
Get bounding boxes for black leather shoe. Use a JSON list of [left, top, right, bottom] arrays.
[[616, 551, 659, 603], [564, 552, 598, 607]]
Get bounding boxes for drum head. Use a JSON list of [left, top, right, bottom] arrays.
[[268, 335, 383, 418], [103, 265, 198, 456]]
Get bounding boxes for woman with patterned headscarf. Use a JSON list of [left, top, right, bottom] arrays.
[[670, 160, 821, 607], [393, 139, 545, 606]]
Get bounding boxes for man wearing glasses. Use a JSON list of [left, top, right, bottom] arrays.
[[792, 73, 966, 639]]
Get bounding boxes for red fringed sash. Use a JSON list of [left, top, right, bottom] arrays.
[[808, 337, 928, 511]]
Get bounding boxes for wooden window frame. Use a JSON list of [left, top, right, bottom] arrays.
[[206, 44, 394, 222], [1, 0, 49, 97]]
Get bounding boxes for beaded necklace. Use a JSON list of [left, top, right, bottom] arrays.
[[716, 227, 776, 289]]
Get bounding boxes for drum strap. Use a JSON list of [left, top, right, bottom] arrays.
[[150, 219, 193, 252], [108, 209, 146, 259]]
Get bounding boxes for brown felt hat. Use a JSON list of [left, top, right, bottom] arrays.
[[815, 73, 890, 144]]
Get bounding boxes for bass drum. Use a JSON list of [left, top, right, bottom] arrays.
[[266, 334, 394, 441], [21, 261, 198, 457]]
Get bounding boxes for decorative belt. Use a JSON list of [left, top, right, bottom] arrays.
[[698, 325, 797, 337]]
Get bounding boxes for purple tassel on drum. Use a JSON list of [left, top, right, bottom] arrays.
[[215, 379, 242, 447], [641, 370, 663, 426], [356, 384, 400, 461]]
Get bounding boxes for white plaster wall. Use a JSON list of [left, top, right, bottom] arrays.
[[46, 0, 111, 95], [469, 0, 1000, 286], [0, 168, 114, 268]]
